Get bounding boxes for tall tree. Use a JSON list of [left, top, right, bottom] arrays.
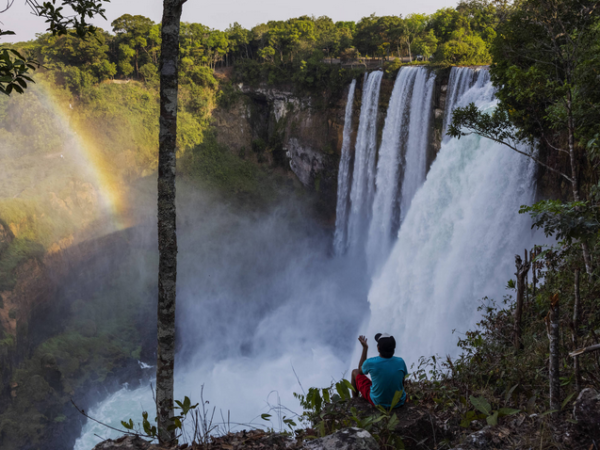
[[156, 0, 187, 444]]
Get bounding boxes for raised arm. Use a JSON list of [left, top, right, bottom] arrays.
[[358, 335, 368, 374]]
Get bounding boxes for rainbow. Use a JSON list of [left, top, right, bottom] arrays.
[[36, 82, 134, 231]]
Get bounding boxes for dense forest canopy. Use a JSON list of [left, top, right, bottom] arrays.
[[4, 0, 500, 96]]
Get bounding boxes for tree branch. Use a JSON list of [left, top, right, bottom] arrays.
[[70, 400, 154, 439], [463, 129, 574, 183], [569, 343, 600, 357]]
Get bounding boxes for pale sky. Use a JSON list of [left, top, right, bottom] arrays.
[[1, 0, 459, 43]]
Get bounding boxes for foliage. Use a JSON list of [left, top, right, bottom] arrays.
[[520, 200, 600, 245], [0, 31, 38, 95], [0, 0, 110, 96], [294, 380, 405, 449]]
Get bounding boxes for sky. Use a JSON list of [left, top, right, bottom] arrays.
[[0, 0, 458, 43]]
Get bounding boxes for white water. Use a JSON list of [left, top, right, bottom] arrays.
[[442, 67, 489, 141], [76, 67, 538, 449], [366, 67, 435, 271], [333, 79, 357, 255], [346, 71, 383, 254], [364, 70, 536, 365]]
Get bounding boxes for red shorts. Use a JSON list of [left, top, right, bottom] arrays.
[[355, 373, 375, 406]]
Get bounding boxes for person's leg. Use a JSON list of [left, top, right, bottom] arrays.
[[351, 369, 359, 398], [353, 371, 374, 405]]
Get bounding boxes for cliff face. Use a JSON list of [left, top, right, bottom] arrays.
[[211, 67, 452, 223]]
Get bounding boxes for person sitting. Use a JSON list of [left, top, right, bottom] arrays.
[[351, 333, 408, 409]]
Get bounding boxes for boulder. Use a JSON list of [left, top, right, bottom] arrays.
[[303, 427, 378, 450], [457, 425, 512, 449], [342, 397, 447, 448], [572, 388, 600, 442], [92, 436, 158, 450]]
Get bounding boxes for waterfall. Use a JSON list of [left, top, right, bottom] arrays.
[[346, 71, 383, 253], [442, 67, 489, 141], [333, 79, 357, 255], [364, 69, 537, 364], [366, 67, 436, 270]]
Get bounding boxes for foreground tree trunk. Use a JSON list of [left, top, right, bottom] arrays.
[[546, 294, 561, 414], [514, 252, 531, 351], [156, 0, 187, 444], [572, 269, 582, 393]]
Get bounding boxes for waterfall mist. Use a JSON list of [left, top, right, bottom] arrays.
[[74, 66, 539, 449], [74, 185, 371, 449]]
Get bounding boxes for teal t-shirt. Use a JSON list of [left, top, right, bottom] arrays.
[[362, 356, 407, 408]]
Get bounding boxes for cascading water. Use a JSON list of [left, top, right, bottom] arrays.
[[346, 71, 383, 254], [333, 79, 357, 255], [399, 70, 436, 224], [442, 67, 489, 141], [364, 69, 537, 364], [366, 67, 436, 271], [75, 67, 537, 450]]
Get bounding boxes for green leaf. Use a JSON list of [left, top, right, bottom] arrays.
[[504, 384, 519, 404], [387, 413, 399, 430], [261, 413, 272, 420], [322, 388, 330, 404], [343, 378, 356, 393], [390, 390, 403, 410], [486, 411, 499, 426], [561, 392, 576, 410], [470, 395, 492, 416], [497, 408, 520, 417], [335, 381, 350, 400]]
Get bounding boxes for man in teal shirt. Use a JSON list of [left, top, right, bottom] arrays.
[[351, 333, 407, 408]]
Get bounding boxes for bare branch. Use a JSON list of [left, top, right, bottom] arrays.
[[464, 130, 575, 183], [0, 0, 16, 14], [70, 400, 154, 439], [569, 343, 600, 357]]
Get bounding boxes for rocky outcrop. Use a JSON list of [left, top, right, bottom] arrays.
[[93, 436, 158, 450], [213, 69, 452, 223], [573, 388, 600, 443], [305, 427, 378, 450]]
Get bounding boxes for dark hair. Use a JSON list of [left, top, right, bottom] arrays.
[[375, 333, 396, 359]]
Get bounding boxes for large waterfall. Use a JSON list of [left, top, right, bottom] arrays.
[[333, 79, 357, 255], [75, 66, 538, 449], [346, 71, 383, 253], [366, 67, 436, 270], [365, 68, 536, 364]]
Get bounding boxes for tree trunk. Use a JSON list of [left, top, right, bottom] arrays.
[[572, 269, 582, 393], [546, 294, 560, 413], [514, 253, 531, 351], [566, 91, 593, 277], [156, 0, 187, 444], [532, 247, 538, 298]]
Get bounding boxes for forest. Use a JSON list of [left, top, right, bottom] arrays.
[[7, 1, 496, 95], [0, 0, 600, 449]]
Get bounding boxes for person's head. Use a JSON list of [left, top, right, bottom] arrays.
[[375, 333, 396, 359]]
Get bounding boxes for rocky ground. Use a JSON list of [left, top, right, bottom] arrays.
[[93, 388, 600, 450]]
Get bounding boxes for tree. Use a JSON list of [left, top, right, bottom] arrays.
[[449, 0, 600, 274], [0, 0, 110, 94], [412, 29, 438, 59], [156, 0, 187, 444], [403, 14, 429, 61], [112, 14, 155, 77]]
